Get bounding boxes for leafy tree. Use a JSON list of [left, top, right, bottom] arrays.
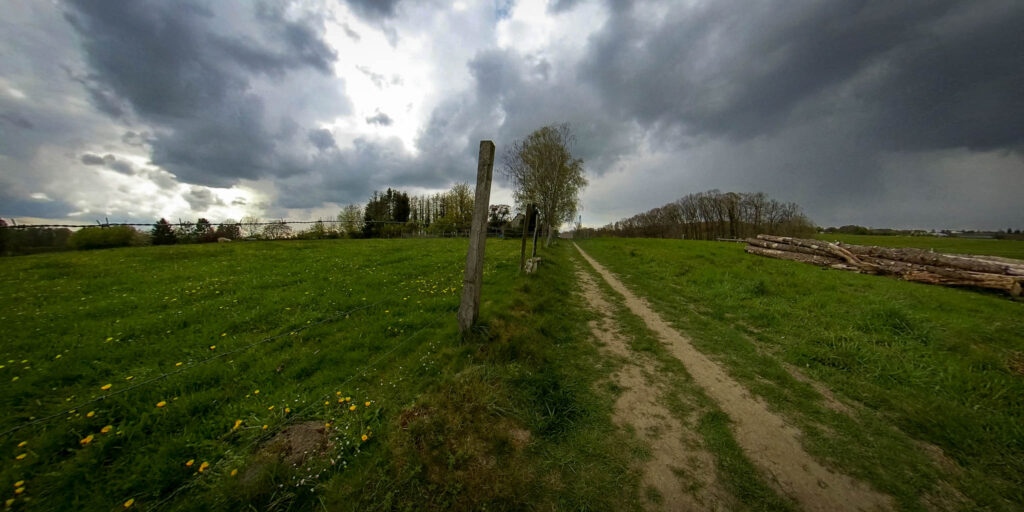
[[488, 204, 511, 227], [502, 123, 588, 247], [337, 204, 364, 237], [194, 218, 216, 243], [151, 218, 177, 245], [214, 219, 241, 240]]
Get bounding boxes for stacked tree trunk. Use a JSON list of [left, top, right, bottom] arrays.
[[744, 235, 1024, 297]]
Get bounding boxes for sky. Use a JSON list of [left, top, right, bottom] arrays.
[[1, 0, 1022, 230]]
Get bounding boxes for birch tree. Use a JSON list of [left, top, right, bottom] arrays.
[[502, 123, 588, 247]]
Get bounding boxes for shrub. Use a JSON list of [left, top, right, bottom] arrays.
[[69, 226, 143, 250]]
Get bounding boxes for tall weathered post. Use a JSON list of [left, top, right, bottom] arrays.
[[519, 203, 534, 271], [531, 208, 540, 258], [458, 140, 496, 333]]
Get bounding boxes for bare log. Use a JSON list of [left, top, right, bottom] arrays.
[[745, 239, 1024, 296], [756, 234, 877, 271], [746, 238, 836, 259], [840, 244, 1024, 277], [744, 246, 861, 271]]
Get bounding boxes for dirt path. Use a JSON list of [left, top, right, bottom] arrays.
[[577, 267, 732, 511], [574, 243, 893, 512]]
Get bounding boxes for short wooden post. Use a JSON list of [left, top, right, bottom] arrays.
[[458, 141, 496, 333]]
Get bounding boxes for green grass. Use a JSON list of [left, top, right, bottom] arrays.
[[1, 239, 641, 511], [576, 237, 1024, 510], [813, 234, 1024, 260]]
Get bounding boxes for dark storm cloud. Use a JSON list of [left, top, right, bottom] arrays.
[[184, 186, 225, 211], [565, 0, 1024, 228], [308, 128, 337, 150], [0, 112, 34, 130], [0, 191, 74, 220], [344, 0, 402, 20], [80, 153, 105, 166], [580, 0, 1024, 150], [366, 112, 393, 126], [63, 0, 349, 187]]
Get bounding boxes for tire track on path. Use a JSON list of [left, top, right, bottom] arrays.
[[574, 243, 892, 512]]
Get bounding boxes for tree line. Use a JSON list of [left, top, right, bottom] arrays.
[[577, 190, 815, 240]]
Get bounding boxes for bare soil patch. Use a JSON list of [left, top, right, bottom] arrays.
[[575, 243, 893, 512], [577, 267, 732, 511]]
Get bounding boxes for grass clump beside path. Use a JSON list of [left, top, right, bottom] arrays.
[[0, 239, 640, 511], [576, 237, 1024, 510]]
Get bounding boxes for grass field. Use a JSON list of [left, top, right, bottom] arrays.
[[5, 235, 1023, 510], [576, 237, 1024, 510], [813, 233, 1024, 260], [0, 239, 642, 511]]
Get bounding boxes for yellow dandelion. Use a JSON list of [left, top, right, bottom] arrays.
[[337, 398, 344, 403], [365, 401, 371, 407], [361, 434, 368, 442], [336, 391, 342, 396], [230, 469, 238, 477], [324, 401, 329, 405], [232, 419, 242, 430], [86, 411, 95, 418], [17, 441, 27, 448], [198, 461, 209, 473], [253, 390, 259, 394], [101, 425, 112, 434], [101, 384, 112, 391], [14, 480, 24, 488], [125, 376, 133, 380], [325, 422, 332, 428], [284, 408, 290, 414], [349, 405, 356, 411], [156, 401, 167, 408], [345, 397, 351, 402], [123, 498, 134, 508], [16, 453, 27, 460], [6, 498, 15, 507], [175, 362, 183, 367], [267, 406, 274, 411], [106, 337, 113, 341], [79, 434, 94, 445], [14, 488, 24, 495], [185, 459, 194, 467], [221, 333, 226, 337], [209, 345, 216, 350], [262, 424, 268, 430]]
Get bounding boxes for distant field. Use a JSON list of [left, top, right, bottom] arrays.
[[576, 237, 1024, 509], [0, 239, 641, 511], [813, 233, 1024, 259]]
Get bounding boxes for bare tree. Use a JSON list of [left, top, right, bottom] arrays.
[[502, 123, 588, 247], [240, 216, 261, 238]]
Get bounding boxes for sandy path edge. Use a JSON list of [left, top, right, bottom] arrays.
[[574, 243, 892, 512]]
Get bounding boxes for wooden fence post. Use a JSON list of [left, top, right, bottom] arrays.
[[458, 140, 496, 333], [519, 203, 534, 271], [531, 208, 540, 258]]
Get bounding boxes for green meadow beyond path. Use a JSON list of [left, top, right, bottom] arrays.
[[573, 243, 893, 511]]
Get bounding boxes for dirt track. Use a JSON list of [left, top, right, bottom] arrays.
[[574, 243, 892, 512]]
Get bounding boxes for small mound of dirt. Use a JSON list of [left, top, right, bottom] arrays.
[[261, 421, 332, 467]]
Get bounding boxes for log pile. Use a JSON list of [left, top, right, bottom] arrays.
[[744, 235, 1024, 297]]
